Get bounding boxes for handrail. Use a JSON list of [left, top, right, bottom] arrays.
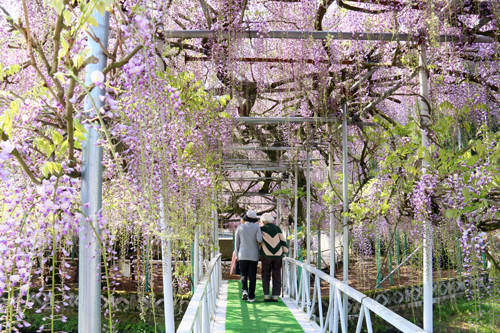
[[283, 257, 428, 333], [177, 253, 222, 333]]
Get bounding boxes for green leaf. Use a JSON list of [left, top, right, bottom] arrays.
[[86, 16, 99, 27], [52, 131, 63, 145], [63, 9, 72, 24], [445, 209, 456, 219], [60, 140, 68, 152], [74, 118, 88, 134], [42, 162, 62, 177], [183, 142, 194, 158], [462, 188, 470, 202], [439, 101, 454, 110], [74, 130, 87, 141], [96, 2, 106, 16], [476, 103, 488, 111], [461, 105, 471, 114], [51, 0, 65, 14], [54, 72, 66, 83], [42, 163, 51, 177], [493, 177, 500, 187], [72, 54, 84, 69]]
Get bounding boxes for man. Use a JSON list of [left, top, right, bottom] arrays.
[[260, 213, 288, 302], [235, 210, 262, 302]]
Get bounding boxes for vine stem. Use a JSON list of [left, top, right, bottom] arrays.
[[50, 176, 60, 333], [68, 72, 168, 237]]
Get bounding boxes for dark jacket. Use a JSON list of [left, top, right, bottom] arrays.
[[260, 223, 288, 258]]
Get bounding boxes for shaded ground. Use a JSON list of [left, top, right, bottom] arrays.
[[30, 254, 460, 296], [225, 255, 460, 294]]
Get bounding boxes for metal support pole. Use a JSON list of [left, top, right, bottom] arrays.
[[203, 294, 210, 332], [420, 44, 433, 333], [194, 226, 200, 286], [329, 141, 335, 330], [341, 103, 349, 325], [277, 196, 281, 227], [213, 196, 221, 287], [194, 223, 201, 333], [306, 150, 312, 307], [318, 229, 321, 270], [213, 196, 219, 259], [288, 174, 293, 242], [160, 196, 175, 332], [78, 9, 109, 333], [306, 150, 311, 265], [294, 164, 298, 260]]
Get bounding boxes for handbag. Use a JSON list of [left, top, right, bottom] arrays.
[[230, 251, 239, 275]]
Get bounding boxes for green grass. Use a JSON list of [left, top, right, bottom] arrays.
[[432, 295, 500, 333], [374, 294, 500, 333], [225, 280, 304, 333]]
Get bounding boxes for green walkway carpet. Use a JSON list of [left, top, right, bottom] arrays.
[[225, 280, 304, 332]]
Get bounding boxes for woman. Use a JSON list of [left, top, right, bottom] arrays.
[[229, 215, 245, 275], [260, 213, 288, 302], [234, 210, 262, 302]]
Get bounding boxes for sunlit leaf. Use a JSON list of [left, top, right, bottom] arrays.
[[86, 16, 99, 27]]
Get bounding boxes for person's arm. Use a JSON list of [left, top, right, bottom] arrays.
[[279, 228, 289, 254], [235, 228, 240, 259], [256, 225, 263, 243]]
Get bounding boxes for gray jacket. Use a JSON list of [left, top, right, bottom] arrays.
[[235, 222, 263, 261]]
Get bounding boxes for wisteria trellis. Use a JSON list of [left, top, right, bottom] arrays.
[[1, 0, 500, 332]]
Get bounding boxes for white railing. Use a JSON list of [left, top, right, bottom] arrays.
[[177, 253, 222, 333], [283, 258, 428, 333]]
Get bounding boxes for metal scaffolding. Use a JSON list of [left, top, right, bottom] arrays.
[[76, 11, 496, 329]]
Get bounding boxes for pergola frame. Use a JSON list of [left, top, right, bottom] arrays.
[[162, 28, 496, 333], [78, 8, 497, 329]]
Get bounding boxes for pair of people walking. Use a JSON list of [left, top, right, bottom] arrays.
[[234, 210, 288, 302]]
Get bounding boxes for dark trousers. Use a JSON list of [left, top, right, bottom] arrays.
[[239, 260, 258, 299], [262, 257, 282, 296]]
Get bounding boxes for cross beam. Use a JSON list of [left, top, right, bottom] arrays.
[[236, 117, 376, 126], [166, 30, 494, 43]]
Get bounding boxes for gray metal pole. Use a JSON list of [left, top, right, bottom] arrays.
[[288, 174, 292, 241], [329, 141, 335, 331], [419, 44, 433, 333], [341, 103, 349, 326], [277, 196, 281, 228], [194, 225, 200, 286], [79, 9, 109, 333], [294, 164, 298, 260], [306, 150, 311, 265], [213, 194, 220, 259], [160, 196, 175, 333], [329, 142, 335, 278]]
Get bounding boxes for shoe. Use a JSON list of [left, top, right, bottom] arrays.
[[271, 295, 279, 302], [264, 295, 271, 302], [248, 298, 255, 302], [242, 290, 248, 301]]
